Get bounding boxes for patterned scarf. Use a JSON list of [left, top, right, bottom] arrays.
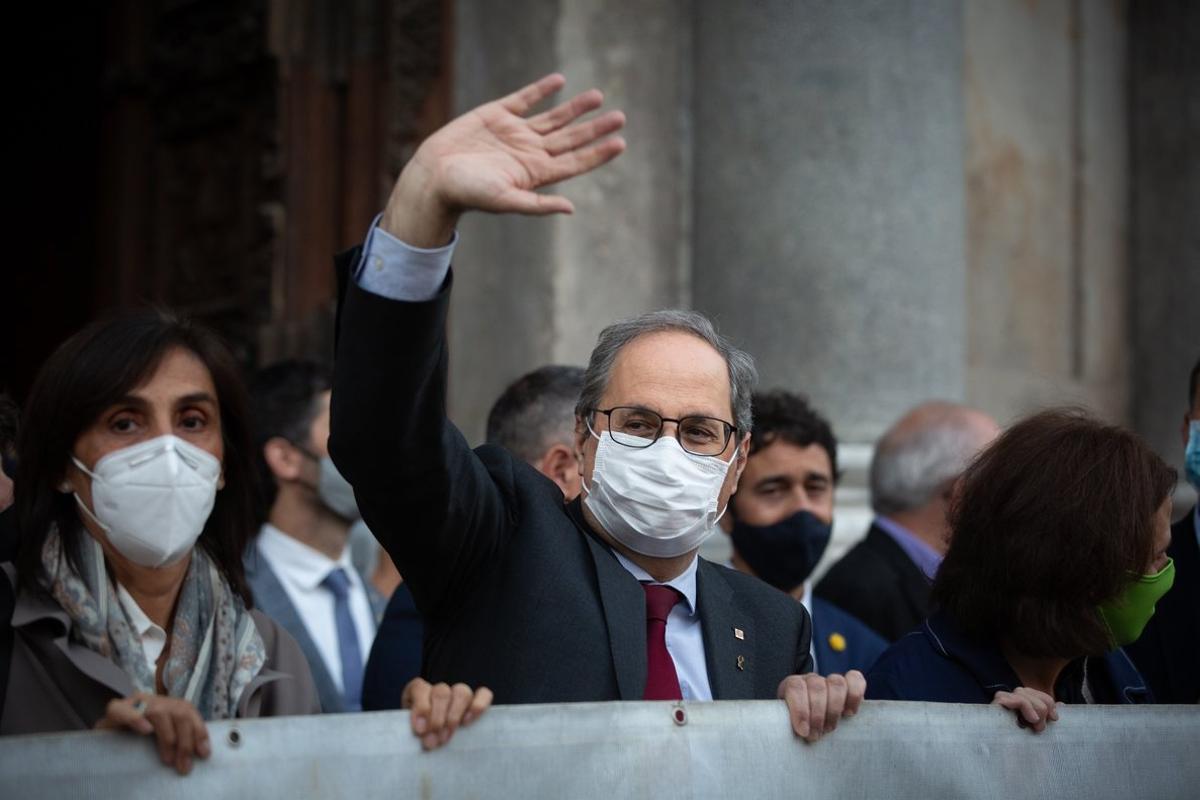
[[41, 529, 266, 719]]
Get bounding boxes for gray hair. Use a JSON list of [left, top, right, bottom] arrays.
[[575, 309, 758, 433], [870, 404, 994, 515], [486, 365, 586, 464]]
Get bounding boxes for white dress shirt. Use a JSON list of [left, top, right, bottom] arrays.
[[255, 524, 376, 691], [116, 583, 168, 674], [613, 551, 713, 701], [798, 582, 819, 674]]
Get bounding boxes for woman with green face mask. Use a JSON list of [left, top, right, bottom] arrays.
[[866, 409, 1175, 730]]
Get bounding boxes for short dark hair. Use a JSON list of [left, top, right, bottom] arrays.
[[747, 390, 839, 482], [1189, 356, 1199, 409], [248, 360, 332, 519], [486, 365, 585, 464], [16, 310, 257, 605], [932, 408, 1175, 659]]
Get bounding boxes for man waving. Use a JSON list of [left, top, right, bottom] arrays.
[[330, 74, 865, 742]]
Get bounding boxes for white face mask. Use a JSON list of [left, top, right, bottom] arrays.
[[70, 434, 222, 568], [582, 429, 736, 558]]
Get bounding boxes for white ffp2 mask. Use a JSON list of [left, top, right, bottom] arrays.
[[582, 432, 735, 558], [71, 434, 221, 568]]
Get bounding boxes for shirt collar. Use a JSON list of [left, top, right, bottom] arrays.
[[115, 582, 165, 641], [612, 549, 699, 617], [256, 523, 354, 591], [798, 582, 813, 619], [874, 515, 943, 580]]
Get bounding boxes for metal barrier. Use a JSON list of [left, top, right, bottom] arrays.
[[1, 700, 1196, 799]]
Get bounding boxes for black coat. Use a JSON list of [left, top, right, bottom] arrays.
[[328, 254, 812, 704], [815, 523, 932, 642], [1125, 507, 1199, 703]]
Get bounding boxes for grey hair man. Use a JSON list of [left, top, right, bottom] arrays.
[[817, 402, 1000, 641], [486, 365, 586, 499], [330, 73, 865, 743]]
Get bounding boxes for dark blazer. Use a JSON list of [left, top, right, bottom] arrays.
[[866, 610, 1153, 705], [815, 522, 931, 641], [1125, 507, 1199, 703], [244, 542, 383, 714], [811, 597, 887, 676], [328, 255, 813, 703], [362, 582, 423, 711]]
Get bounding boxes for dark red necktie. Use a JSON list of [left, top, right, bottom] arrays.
[[642, 583, 684, 700]]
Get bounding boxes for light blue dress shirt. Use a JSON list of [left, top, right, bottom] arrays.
[[354, 215, 456, 302], [873, 515, 943, 581]]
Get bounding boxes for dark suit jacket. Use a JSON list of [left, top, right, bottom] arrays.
[[362, 582, 423, 711], [244, 542, 383, 713], [811, 597, 887, 676], [1125, 507, 1199, 703], [328, 254, 813, 703], [815, 523, 932, 642]]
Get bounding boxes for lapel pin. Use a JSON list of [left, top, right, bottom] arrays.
[[734, 627, 745, 640], [736, 655, 746, 671]]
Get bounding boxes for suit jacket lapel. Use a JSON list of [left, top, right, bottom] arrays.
[[580, 532, 647, 700], [245, 546, 345, 713], [565, 498, 646, 700], [697, 561, 756, 700], [867, 526, 932, 620]]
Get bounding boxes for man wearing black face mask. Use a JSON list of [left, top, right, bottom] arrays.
[[722, 391, 886, 676]]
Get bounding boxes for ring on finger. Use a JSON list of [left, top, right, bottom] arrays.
[[131, 698, 149, 716]]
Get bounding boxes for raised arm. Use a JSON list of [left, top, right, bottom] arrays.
[[329, 74, 625, 618]]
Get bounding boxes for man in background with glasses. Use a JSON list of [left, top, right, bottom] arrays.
[[330, 74, 865, 742]]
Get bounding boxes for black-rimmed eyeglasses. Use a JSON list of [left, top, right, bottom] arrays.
[[588, 406, 737, 457]]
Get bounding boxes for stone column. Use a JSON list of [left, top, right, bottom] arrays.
[[449, 0, 693, 444], [1130, 0, 1200, 509], [691, 0, 969, 565], [691, 0, 969, 442], [963, 0, 1132, 427]]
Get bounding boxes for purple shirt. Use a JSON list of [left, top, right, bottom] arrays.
[[873, 516, 943, 581]]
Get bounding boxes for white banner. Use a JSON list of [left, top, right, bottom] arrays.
[[1, 700, 1196, 799]]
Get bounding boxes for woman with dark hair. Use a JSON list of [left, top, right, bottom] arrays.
[[867, 409, 1175, 729], [1, 311, 490, 771]]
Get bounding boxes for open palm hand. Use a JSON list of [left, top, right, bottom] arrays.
[[383, 73, 626, 245]]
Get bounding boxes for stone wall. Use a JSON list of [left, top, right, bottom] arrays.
[[964, 0, 1131, 427], [1129, 0, 1200, 504], [450, 0, 694, 443]]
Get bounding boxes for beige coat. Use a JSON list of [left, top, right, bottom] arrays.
[[1, 574, 321, 736]]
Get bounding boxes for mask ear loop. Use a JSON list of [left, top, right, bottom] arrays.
[[579, 413, 606, 497], [72, 493, 113, 534], [65, 455, 112, 532]]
